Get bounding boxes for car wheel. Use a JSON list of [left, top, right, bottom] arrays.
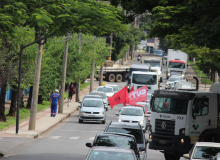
[[102, 119, 106, 124], [79, 119, 83, 123]]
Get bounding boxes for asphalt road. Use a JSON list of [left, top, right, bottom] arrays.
[[2, 57, 184, 160]]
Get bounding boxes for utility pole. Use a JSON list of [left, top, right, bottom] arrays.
[[29, 32, 44, 130], [109, 33, 113, 60], [99, 64, 103, 86], [59, 34, 69, 113], [75, 32, 82, 102], [90, 36, 97, 92]]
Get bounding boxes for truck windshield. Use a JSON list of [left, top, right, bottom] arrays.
[[144, 61, 160, 67], [152, 97, 188, 114], [168, 62, 185, 69], [132, 74, 157, 85]]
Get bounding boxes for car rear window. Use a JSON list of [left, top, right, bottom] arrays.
[[107, 128, 143, 143]]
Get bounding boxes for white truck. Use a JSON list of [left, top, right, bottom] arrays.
[[166, 49, 188, 79], [131, 71, 162, 92], [148, 82, 220, 160], [141, 55, 163, 77]]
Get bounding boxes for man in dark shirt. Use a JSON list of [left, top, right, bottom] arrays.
[[49, 89, 60, 117]]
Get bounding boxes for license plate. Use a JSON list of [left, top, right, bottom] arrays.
[[159, 140, 167, 144], [88, 115, 95, 117]]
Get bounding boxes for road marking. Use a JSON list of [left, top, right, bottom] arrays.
[[49, 136, 61, 139], [89, 137, 95, 140], [69, 137, 79, 140]]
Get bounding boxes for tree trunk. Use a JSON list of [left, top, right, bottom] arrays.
[[38, 95, 43, 104], [7, 85, 17, 116], [26, 86, 33, 109], [20, 90, 25, 108], [0, 81, 7, 122]]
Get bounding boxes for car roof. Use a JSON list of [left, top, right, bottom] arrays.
[[195, 142, 220, 147], [90, 91, 106, 94], [123, 106, 143, 110], [91, 146, 134, 153], [108, 122, 142, 130], [97, 132, 135, 139], [132, 71, 157, 75], [84, 95, 102, 98], [83, 98, 103, 101], [130, 64, 151, 69], [105, 84, 118, 87], [97, 86, 113, 89]]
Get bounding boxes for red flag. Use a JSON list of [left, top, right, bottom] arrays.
[[128, 85, 147, 105], [130, 85, 134, 92], [108, 86, 128, 109]]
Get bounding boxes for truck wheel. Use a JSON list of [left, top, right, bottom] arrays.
[[115, 74, 123, 82], [108, 74, 115, 82], [164, 153, 180, 160]]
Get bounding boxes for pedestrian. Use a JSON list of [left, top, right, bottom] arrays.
[[69, 83, 76, 102], [49, 89, 60, 117]]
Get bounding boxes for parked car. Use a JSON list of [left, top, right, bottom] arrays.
[[89, 91, 109, 110], [86, 132, 140, 160], [115, 106, 147, 132], [96, 86, 114, 97], [78, 98, 107, 124], [105, 84, 119, 94], [165, 75, 185, 90], [85, 146, 138, 160], [173, 81, 194, 90], [183, 142, 220, 160], [104, 122, 148, 160]]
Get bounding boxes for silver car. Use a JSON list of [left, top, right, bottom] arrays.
[[96, 86, 114, 97], [78, 98, 107, 124], [104, 84, 119, 94], [165, 76, 185, 90], [89, 91, 109, 110]]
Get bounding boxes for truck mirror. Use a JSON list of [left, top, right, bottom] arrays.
[[160, 77, 163, 83]]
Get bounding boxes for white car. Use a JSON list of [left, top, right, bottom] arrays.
[[116, 106, 147, 132], [173, 81, 194, 90], [96, 86, 114, 97], [183, 142, 220, 160], [89, 91, 109, 110], [165, 75, 185, 89], [78, 98, 107, 124], [104, 84, 119, 94]]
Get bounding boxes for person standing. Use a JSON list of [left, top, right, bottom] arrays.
[[69, 83, 76, 102], [50, 89, 60, 117]]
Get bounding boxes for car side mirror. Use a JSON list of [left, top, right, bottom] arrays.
[[159, 77, 163, 83], [145, 114, 150, 117], [115, 113, 119, 116], [78, 101, 81, 103], [183, 154, 189, 159], [86, 143, 92, 148], [104, 105, 108, 108], [78, 105, 81, 108]]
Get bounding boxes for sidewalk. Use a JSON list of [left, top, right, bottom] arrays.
[[186, 64, 211, 91], [0, 83, 99, 138]]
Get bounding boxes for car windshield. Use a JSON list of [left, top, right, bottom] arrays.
[[97, 87, 113, 93], [88, 150, 135, 160], [169, 62, 185, 68], [152, 97, 188, 114], [168, 77, 181, 81], [107, 128, 143, 143], [121, 108, 143, 116], [132, 74, 157, 85], [90, 92, 107, 99], [83, 100, 103, 107], [144, 61, 160, 67], [95, 135, 136, 150], [192, 146, 220, 159], [107, 86, 119, 91]]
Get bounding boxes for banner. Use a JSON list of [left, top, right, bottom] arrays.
[[127, 85, 147, 105], [108, 86, 128, 109], [129, 85, 134, 92]]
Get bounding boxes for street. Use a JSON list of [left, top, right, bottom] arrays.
[[1, 57, 184, 160]]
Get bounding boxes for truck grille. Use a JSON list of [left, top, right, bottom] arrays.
[[155, 119, 175, 135]]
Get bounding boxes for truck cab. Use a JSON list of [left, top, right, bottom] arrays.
[[143, 59, 162, 77], [131, 71, 162, 92], [167, 59, 186, 79], [148, 83, 220, 160]]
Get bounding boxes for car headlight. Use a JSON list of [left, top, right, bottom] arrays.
[[168, 73, 170, 76], [166, 82, 168, 85], [158, 72, 161, 76], [182, 74, 184, 77], [118, 119, 122, 122], [99, 112, 104, 115], [82, 112, 85, 114], [139, 120, 144, 124]]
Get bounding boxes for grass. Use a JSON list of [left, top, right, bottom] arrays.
[[188, 60, 214, 84], [80, 82, 90, 91], [0, 83, 91, 130]]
